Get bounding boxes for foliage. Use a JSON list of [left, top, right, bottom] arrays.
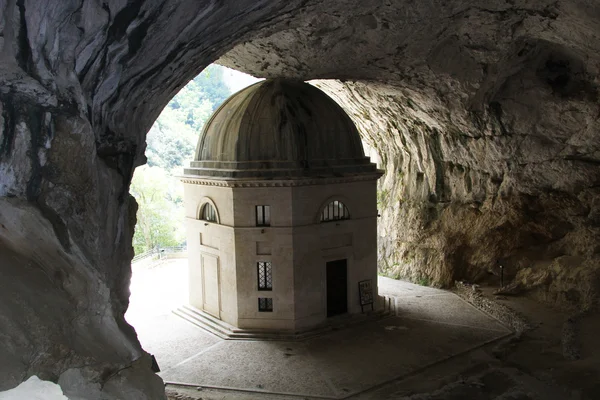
[[187, 64, 231, 108], [130, 64, 254, 254], [145, 64, 231, 170], [417, 276, 431, 287], [377, 189, 389, 208], [131, 166, 185, 254], [132, 64, 235, 255], [378, 266, 402, 280]]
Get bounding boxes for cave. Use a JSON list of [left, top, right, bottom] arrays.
[[0, 1, 598, 399]]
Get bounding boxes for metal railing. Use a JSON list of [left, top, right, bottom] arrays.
[[132, 246, 187, 263]]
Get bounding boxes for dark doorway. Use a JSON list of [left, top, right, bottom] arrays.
[[326, 259, 348, 317]]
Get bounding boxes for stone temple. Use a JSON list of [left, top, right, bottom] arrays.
[[181, 79, 383, 332]]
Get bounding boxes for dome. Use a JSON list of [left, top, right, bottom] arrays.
[[184, 79, 378, 179]]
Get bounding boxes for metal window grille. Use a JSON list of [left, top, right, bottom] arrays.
[[258, 297, 273, 312], [256, 205, 271, 226], [201, 203, 217, 222], [320, 200, 350, 222], [257, 261, 272, 291]]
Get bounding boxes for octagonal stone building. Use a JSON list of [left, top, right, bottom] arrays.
[[181, 79, 383, 334]]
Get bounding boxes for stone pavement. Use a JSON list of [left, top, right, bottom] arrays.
[[126, 260, 511, 399]]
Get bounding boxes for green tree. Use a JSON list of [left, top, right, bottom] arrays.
[[191, 64, 231, 108], [145, 64, 232, 170], [131, 165, 184, 254], [134, 64, 237, 255]]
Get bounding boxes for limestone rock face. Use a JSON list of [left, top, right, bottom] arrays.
[[0, 0, 599, 398], [0, 0, 305, 397], [315, 79, 600, 312], [219, 0, 600, 312]]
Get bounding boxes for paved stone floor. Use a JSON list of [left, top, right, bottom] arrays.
[[126, 259, 511, 399]]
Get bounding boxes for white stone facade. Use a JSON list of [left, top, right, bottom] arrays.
[[181, 79, 383, 331], [182, 176, 381, 331]]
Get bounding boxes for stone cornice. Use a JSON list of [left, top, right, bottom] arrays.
[[179, 172, 383, 187]]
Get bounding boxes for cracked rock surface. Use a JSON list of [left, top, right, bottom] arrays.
[[220, 0, 600, 311], [0, 0, 599, 398]]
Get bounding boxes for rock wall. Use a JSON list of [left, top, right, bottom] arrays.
[[317, 80, 600, 312], [0, 0, 164, 394], [218, 0, 600, 311], [0, 0, 309, 397]]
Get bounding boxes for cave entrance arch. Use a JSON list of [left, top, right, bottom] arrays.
[[125, 64, 261, 362]]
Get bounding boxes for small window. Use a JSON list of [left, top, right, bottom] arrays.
[[257, 261, 272, 291], [201, 203, 217, 222], [258, 297, 273, 312], [256, 205, 271, 226], [320, 200, 350, 222]]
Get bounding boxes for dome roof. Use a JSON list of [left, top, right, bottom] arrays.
[[184, 79, 378, 179]]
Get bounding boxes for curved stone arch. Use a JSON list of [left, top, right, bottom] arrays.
[[197, 197, 221, 224], [316, 195, 352, 223]]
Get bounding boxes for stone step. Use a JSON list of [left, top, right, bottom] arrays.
[[174, 306, 308, 340], [173, 307, 231, 340], [173, 305, 393, 341], [179, 305, 236, 332], [175, 306, 300, 340]]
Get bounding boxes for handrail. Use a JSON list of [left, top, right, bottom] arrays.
[[132, 246, 187, 263]]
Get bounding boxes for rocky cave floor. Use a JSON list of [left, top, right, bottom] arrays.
[[129, 260, 599, 400], [380, 288, 600, 400], [164, 300, 599, 400]]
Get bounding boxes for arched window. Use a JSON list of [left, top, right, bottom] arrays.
[[200, 203, 217, 222], [320, 200, 350, 222]]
